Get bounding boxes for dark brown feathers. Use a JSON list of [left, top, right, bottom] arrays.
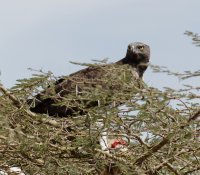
[[29, 42, 150, 117]]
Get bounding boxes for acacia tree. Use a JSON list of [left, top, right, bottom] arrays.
[[0, 32, 199, 175]]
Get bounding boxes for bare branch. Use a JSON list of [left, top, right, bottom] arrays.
[[0, 84, 22, 108], [134, 137, 169, 165]]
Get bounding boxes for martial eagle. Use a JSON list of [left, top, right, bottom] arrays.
[[29, 42, 150, 117]]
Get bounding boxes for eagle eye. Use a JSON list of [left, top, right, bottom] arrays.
[[138, 45, 144, 51]]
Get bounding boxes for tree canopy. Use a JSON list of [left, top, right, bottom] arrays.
[[0, 32, 199, 175]]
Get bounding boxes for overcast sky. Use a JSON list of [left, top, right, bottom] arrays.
[[0, 0, 199, 89]]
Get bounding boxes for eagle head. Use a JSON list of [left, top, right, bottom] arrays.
[[117, 42, 150, 78], [126, 42, 150, 65]]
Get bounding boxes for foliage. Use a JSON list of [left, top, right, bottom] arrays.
[[185, 31, 200, 47], [0, 34, 199, 175]]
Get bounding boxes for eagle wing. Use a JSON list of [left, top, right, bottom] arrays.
[[29, 42, 150, 117], [30, 64, 140, 117]]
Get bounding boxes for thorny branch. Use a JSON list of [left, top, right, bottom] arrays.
[[0, 61, 199, 174], [0, 84, 22, 108]]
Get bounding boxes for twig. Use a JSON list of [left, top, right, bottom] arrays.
[[41, 118, 60, 127], [94, 148, 129, 165], [183, 166, 200, 175], [131, 133, 150, 148], [134, 137, 169, 166], [180, 109, 200, 129], [0, 84, 63, 127], [0, 84, 21, 108], [165, 163, 182, 175], [0, 84, 36, 117], [151, 149, 189, 174], [188, 110, 200, 122]]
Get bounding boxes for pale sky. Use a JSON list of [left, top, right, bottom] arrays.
[[0, 0, 199, 89]]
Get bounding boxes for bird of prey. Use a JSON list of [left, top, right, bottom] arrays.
[[29, 42, 150, 117]]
